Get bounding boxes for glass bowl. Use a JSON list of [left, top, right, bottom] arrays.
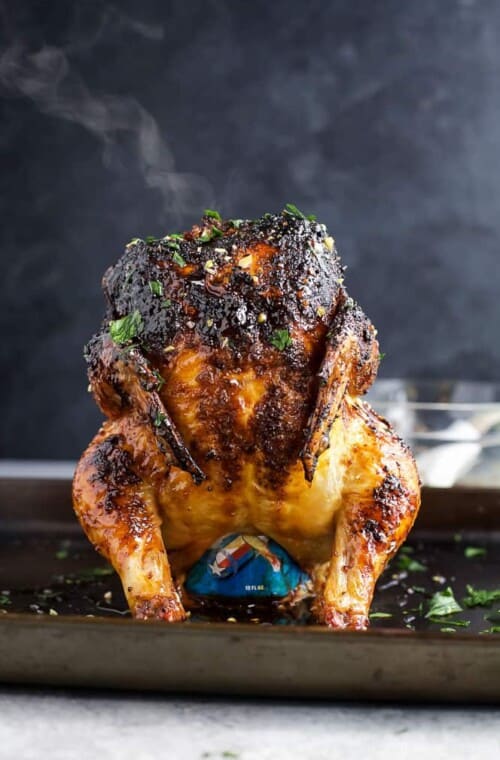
[[366, 380, 500, 488]]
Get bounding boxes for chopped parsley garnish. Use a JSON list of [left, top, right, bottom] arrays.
[[411, 585, 427, 594], [395, 548, 426, 573], [463, 585, 500, 608], [0, 594, 11, 606], [284, 203, 316, 221], [153, 370, 165, 390], [146, 235, 157, 243], [165, 239, 180, 251], [148, 280, 163, 297], [440, 628, 457, 633], [169, 233, 184, 240], [204, 209, 221, 221], [425, 587, 462, 618], [162, 298, 172, 308], [369, 612, 392, 619], [200, 226, 223, 243], [464, 546, 487, 559], [378, 352, 386, 361], [484, 626, 500, 634], [154, 412, 167, 428], [55, 548, 68, 560], [270, 329, 293, 351], [78, 567, 114, 580], [428, 617, 470, 627], [230, 219, 244, 228], [126, 237, 143, 247], [172, 251, 186, 267], [109, 310, 143, 345]]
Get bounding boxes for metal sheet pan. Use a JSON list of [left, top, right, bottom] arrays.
[[1, 476, 500, 702]]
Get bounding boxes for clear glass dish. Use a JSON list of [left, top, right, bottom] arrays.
[[366, 380, 500, 488]]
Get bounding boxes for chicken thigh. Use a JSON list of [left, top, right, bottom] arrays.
[[73, 207, 420, 629]]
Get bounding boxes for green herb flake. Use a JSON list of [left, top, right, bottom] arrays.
[[378, 352, 386, 361], [162, 299, 172, 308], [411, 585, 427, 594], [153, 370, 165, 390], [396, 552, 426, 573], [221, 753, 239, 759], [126, 237, 143, 248], [146, 235, 157, 244], [148, 280, 163, 297], [440, 628, 457, 633], [165, 239, 180, 251], [78, 567, 114, 580], [464, 546, 487, 559], [284, 203, 316, 221], [0, 594, 11, 606], [109, 310, 143, 346], [270, 329, 293, 351], [204, 209, 222, 221], [55, 549, 68, 560], [485, 626, 500, 634], [230, 219, 244, 228], [425, 587, 462, 618], [369, 612, 393, 619], [172, 251, 187, 267], [154, 412, 167, 428], [463, 585, 500, 608], [428, 617, 470, 627], [169, 233, 184, 240], [199, 226, 223, 243]]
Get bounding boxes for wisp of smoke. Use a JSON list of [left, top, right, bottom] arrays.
[[0, 43, 213, 221]]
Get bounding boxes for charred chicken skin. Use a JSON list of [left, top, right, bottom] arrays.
[[73, 208, 420, 629]]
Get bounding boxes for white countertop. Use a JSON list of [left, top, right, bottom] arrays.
[[1, 689, 499, 760]]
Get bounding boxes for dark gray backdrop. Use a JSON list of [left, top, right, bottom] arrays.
[[1, 0, 499, 459]]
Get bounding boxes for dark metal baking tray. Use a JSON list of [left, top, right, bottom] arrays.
[[1, 476, 500, 702]]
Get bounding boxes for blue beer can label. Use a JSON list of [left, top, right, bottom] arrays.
[[185, 533, 310, 599]]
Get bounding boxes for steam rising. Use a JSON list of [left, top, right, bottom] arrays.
[[0, 39, 213, 220]]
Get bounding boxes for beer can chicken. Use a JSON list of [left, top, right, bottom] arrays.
[[73, 206, 420, 629]]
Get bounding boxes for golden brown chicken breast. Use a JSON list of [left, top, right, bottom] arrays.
[[73, 206, 420, 629]]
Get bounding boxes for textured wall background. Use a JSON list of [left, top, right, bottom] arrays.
[[1, 0, 499, 458]]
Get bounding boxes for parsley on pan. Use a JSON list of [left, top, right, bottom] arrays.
[[428, 617, 470, 627], [77, 567, 114, 580], [425, 587, 462, 618], [109, 310, 143, 345], [395, 547, 426, 573], [369, 612, 392, 619], [463, 585, 500, 608], [464, 546, 487, 559]]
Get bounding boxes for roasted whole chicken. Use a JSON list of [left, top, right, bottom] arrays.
[[73, 207, 420, 629]]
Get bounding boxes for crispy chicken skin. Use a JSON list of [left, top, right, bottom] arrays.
[[73, 209, 420, 629]]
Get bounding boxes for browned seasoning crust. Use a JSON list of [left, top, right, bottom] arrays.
[[74, 208, 420, 629]]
